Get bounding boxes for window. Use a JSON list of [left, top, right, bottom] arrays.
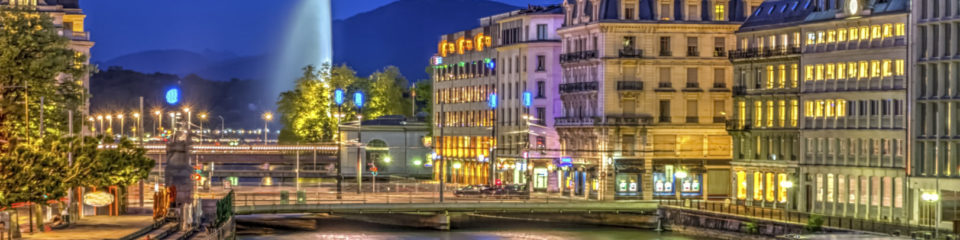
[[838, 175, 847, 203], [660, 4, 671, 20], [860, 26, 870, 41], [737, 171, 747, 199], [827, 30, 836, 43], [838, 63, 846, 79], [714, 4, 725, 21], [766, 173, 775, 201], [625, 4, 636, 20], [816, 174, 823, 201], [536, 55, 546, 72], [859, 61, 869, 78], [838, 28, 847, 41], [778, 100, 786, 127], [870, 60, 881, 77], [688, 5, 698, 20], [687, 68, 699, 87], [817, 31, 824, 43], [882, 24, 892, 37], [536, 107, 546, 125], [894, 177, 903, 208], [791, 64, 799, 87], [660, 37, 672, 56], [536, 81, 545, 98], [871, 176, 880, 206], [755, 172, 764, 201], [871, 25, 881, 39], [882, 59, 892, 77], [754, 101, 763, 126], [849, 27, 859, 40], [714, 37, 725, 56], [623, 36, 636, 49], [790, 100, 798, 126], [659, 67, 671, 86], [714, 68, 725, 87], [894, 23, 905, 36], [687, 100, 698, 123], [805, 65, 814, 81], [815, 64, 824, 80], [536, 24, 548, 40], [848, 62, 857, 79], [738, 101, 746, 126], [778, 64, 787, 88], [687, 37, 699, 56], [895, 59, 904, 76], [713, 100, 725, 122], [766, 65, 775, 88], [807, 32, 816, 45], [659, 100, 671, 122], [766, 100, 774, 127], [849, 176, 858, 204], [826, 63, 835, 80], [827, 174, 835, 202]]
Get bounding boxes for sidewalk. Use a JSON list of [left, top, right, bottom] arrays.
[[19, 215, 155, 240]]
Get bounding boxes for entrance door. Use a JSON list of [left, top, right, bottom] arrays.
[[805, 185, 812, 212]]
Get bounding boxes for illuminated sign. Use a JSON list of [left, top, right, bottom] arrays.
[[488, 93, 497, 109], [438, 33, 492, 57], [559, 157, 573, 167], [334, 89, 344, 106], [523, 91, 532, 108], [165, 88, 180, 105], [83, 191, 115, 207]]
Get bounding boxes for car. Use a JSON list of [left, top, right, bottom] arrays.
[[454, 185, 494, 198], [491, 184, 530, 199]]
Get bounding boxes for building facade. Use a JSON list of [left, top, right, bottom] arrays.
[[340, 116, 433, 179], [556, 0, 758, 200], [728, 0, 811, 210], [431, 20, 500, 185], [910, 0, 960, 230], [797, 0, 909, 222], [492, 6, 565, 192]]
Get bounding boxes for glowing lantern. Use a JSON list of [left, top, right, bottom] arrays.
[[83, 191, 115, 207]]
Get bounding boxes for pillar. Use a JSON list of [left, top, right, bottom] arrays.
[[702, 170, 710, 201]]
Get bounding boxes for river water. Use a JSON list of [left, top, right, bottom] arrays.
[[240, 217, 707, 240]]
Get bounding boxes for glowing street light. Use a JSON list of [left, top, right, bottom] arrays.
[[199, 113, 208, 143], [262, 112, 273, 144], [96, 115, 104, 136], [117, 114, 124, 138]]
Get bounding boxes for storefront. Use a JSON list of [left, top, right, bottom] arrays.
[[653, 164, 703, 198], [614, 159, 644, 198]]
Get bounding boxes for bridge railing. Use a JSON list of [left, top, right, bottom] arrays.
[[211, 188, 593, 207]]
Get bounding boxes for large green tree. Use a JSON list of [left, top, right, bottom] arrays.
[[0, 8, 88, 146], [366, 66, 411, 119], [277, 64, 363, 143]]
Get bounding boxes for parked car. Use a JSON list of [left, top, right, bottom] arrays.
[[491, 184, 530, 199], [454, 185, 494, 198]]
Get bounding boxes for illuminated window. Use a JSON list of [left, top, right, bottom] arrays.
[[837, 100, 846, 117], [778, 100, 786, 127], [826, 63, 835, 80], [860, 27, 870, 40], [825, 99, 835, 117], [815, 64, 824, 80], [806, 33, 816, 45], [838, 29, 847, 41], [882, 59, 892, 77], [838, 63, 846, 79], [849, 62, 858, 79], [714, 4, 726, 21], [827, 174, 835, 202], [754, 172, 763, 201], [737, 171, 747, 200], [778, 64, 786, 88], [766, 65, 775, 89], [766, 173, 775, 201], [838, 175, 846, 203], [767, 100, 774, 127], [790, 100, 798, 126], [778, 173, 788, 202], [870, 60, 881, 77], [794, 32, 801, 47], [871, 25, 881, 39], [882, 24, 893, 37], [754, 101, 762, 126], [827, 30, 836, 43], [859, 61, 869, 78], [816, 174, 823, 201], [895, 59, 905, 76], [849, 27, 859, 40], [738, 101, 746, 126], [817, 31, 825, 43], [815, 100, 824, 117], [805, 65, 814, 81], [895, 23, 905, 36], [790, 64, 798, 88]]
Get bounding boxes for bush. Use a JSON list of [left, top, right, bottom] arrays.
[[744, 221, 759, 234], [805, 214, 824, 233]]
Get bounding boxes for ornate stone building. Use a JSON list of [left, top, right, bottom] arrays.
[[556, 0, 758, 200]]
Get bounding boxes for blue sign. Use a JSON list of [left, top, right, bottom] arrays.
[[165, 88, 180, 105], [334, 89, 344, 106], [354, 92, 364, 108], [488, 93, 497, 109], [485, 58, 496, 70], [522, 91, 532, 108], [559, 157, 573, 167]]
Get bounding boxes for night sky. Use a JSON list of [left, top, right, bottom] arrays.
[[83, 0, 561, 62]]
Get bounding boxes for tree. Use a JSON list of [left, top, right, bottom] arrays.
[[277, 64, 369, 143], [0, 8, 88, 147], [90, 139, 154, 188], [414, 80, 433, 133], [366, 66, 411, 119], [0, 140, 68, 207]]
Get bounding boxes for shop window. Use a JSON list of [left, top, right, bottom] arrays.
[[737, 171, 747, 199], [777, 173, 788, 202], [754, 172, 763, 201], [766, 173, 775, 201]]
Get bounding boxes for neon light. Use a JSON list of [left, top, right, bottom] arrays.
[[165, 88, 180, 105], [354, 92, 364, 108], [334, 89, 344, 106], [488, 93, 497, 109], [523, 91, 532, 108]]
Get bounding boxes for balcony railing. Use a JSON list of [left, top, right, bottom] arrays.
[[713, 49, 726, 57], [617, 81, 644, 91], [685, 82, 700, 89], [713, 82, 727, 88], [560, 50, 598, 63], [732, 86, 747, 95], [559, 81, 599, 94], [728, 47, 802, 60], [619, 48, 644, 58], [687, 47, 699, 57], [657, 82, 673, 89], [659, 50, 672, 57]]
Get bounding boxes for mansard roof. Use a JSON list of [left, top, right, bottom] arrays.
[[589, 0, 752, 22], [740, 0, 816, 31]]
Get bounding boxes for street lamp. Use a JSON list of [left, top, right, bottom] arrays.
[[183, 107, 191, 137], [488, 93, 497, 186], [218, 115, 224, 144], [133, 113, 140, 140], [922, 191, 941, 238], [117, 114, 124, 138], [106, 115, 113, 135], [154, 110, 162, 137], [88, 117, 96, 135], [262, 112, 272, 145], [334, 88, 345, 199], [354, 91, 364, 194], [96, 115, 104, 136], [199, 113, 208, 143]]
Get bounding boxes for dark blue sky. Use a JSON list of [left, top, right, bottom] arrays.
[[83, 0, 559, 62]]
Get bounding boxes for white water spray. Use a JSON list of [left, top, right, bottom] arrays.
[[270, 0, 333, 100]]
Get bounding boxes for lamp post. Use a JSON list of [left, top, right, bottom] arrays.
[[262, 112, 272, 145], [169, 112, 176, 135], [334, 89, 345, 199], [488, 93, 498, 186], [154, 110, 162, 137], [133, 113, 140, 140], [218, 115, 224, 144], [199, 113, 207, 144], [88, 117, 96, 135], [354, 92, 364, 194], [117, 114, 124, 138], [106, 115, 113, 135], [522, 91, 532, 186], [183, 107, 191, 138], [97, 115, 104, 136]]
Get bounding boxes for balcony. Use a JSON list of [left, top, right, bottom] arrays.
[[685, 82, 700, 88], [713, 49, 726, 57], [659, 50, 672, 57], [686, 116, 699, 123], [683, 82, 702, 92], [555, 116, 599, 126], [560, 50, 598, 63], [711, 82, 730, 92], [559, 81, 599, 94], [687, 47, 699, 57], [728, 47, 801, 60], [659, 116, 671, 123], [619, 48, 644, 58], [656, 82, 674, 92], [732, 86, 747, 95], [616, 81, 644, 91], [713, 116, 726, 123]]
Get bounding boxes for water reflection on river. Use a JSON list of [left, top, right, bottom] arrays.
[[240, 217, 707, 240]]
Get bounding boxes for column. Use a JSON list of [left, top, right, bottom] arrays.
[[702, 170, 710, 201]]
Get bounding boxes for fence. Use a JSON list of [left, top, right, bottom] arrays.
[[661, 199, 952, 238]]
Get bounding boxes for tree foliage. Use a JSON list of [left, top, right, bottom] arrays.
[[277, 65, 356, 143], [0, 139, 67, 206], [91, 139, 155, 187], [366, 66, 411, 120], [0, 8, 88, 146]]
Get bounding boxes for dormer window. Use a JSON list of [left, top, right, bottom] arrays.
[[660, 3, 672, 20], [714, 3, 726, 21], [625, 4, 636, 20]]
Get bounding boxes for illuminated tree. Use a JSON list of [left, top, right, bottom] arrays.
[[0, 8, 89, 147], [277, 65, 340, 143], [366, 66, 411, 119]]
